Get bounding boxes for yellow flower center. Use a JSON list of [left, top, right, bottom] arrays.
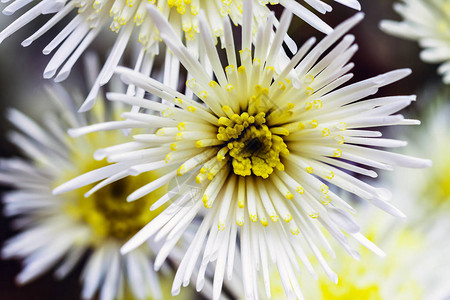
[[61, 132, 166, 241], [217, 111, 288, 178], [74, 169, 166, 240]]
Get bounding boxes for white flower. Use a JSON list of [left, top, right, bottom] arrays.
[[0, 0, 360, 110], [0, 81, 184, 300], [272, 209, 450, 300], [380, 0, 450, 84], [54, 6, 431, 300]]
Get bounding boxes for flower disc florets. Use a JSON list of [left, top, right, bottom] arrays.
[[212, 77, 291, 177], [72, 158, 165, 240], [218, 109, 289, 178]]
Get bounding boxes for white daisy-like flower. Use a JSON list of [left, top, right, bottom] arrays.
[[269, 209, 450, 300], [380, 0, 450, 84], [54, 5, 431, 300], [0, 81, 189, 300], [0, 0, 360, 110]]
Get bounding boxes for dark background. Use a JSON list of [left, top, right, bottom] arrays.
[[0, 0, 442, 299]]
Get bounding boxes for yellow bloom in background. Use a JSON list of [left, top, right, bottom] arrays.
[[310, 220, 423, 300], [269, 210, 450, 300], [380, 0, 450, 84]]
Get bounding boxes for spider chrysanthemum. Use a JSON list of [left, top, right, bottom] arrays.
[[0, 83, 185, 300], [0, 0, 360, 110], [55, 6, 431, 300], [380, 0, 450, 84]]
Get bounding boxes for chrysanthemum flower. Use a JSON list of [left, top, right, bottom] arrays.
[[270, 210, 450, 300], [55, 6, 431, 299], [0, 0, 360, 110], [0, 82, 187, 300], [380, 0, 450, 84]]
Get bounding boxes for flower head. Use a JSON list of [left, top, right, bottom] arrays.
[[0, 82, 181, 300], [0, 0, 360, 110], [306, 219, 421, 299], [55, 7, 431, 300], [380, 0, 450, 84], [271, 210, 450, 300]]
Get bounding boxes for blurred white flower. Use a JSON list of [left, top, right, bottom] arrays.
[[0, 78, 182, 300], [53, 7, 431, 300], [0, 0, 360, 111], [380, 0, 450, 84], [269, 209, 450, 300], [389, 97, 450, 220]]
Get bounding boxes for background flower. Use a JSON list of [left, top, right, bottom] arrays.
[[390, 91, 450, 221], [274, 208, 450, 300], [0, 0, 361, 112], [380, 0, 450, 84], [0, 55, 200, 300]]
